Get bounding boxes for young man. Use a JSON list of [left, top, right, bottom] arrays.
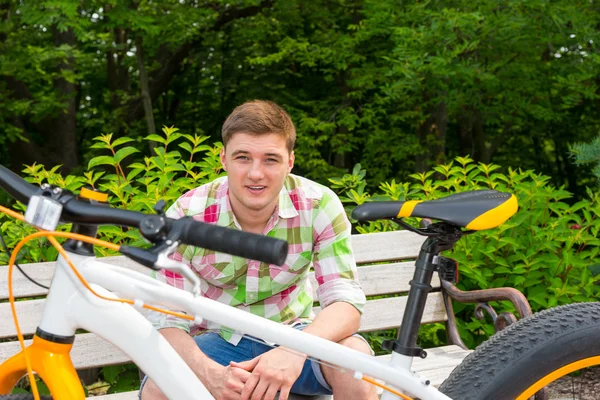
[[142, 100, 377, 400]]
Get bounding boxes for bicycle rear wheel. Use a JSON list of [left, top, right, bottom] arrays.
[[439, 302, 600, 400]]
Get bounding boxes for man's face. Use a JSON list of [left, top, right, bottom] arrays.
[[220, 132, 294, 219]]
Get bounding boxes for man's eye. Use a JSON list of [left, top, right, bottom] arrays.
[[266, 158, 279, 163], [236, 156, 249, 161]]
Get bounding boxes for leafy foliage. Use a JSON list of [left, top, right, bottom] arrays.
[[570, 135, 600, 182], [2, 0, 600, 198], [1, 126, 224, 267]]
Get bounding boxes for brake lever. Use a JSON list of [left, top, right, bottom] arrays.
[[120, 241, 202, 297], [155, 240, 201, 297]]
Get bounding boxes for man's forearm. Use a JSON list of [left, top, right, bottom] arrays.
[[158, 328, 222, 387], [301, 301, 361, 343]]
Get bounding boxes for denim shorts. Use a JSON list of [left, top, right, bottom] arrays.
[[139, 324, 371, 397]]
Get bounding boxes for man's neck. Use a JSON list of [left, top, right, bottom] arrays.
[[231, 204, 276, 235]]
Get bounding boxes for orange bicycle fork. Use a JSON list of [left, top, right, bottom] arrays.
[[0, 333, 85, 399]]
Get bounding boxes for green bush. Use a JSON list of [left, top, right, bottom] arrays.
[[0, 126, 224, 395], [331, 156, 600, 348], [0, 126, 224, 265]]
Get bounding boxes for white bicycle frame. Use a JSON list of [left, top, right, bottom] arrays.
[[23, 250, 453, 400]]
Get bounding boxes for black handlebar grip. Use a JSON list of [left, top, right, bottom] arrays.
[[176, 218, 288, 266], [0, 165, 38, 204]]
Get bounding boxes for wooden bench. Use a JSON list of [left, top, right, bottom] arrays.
[[0, 230, 531, 399]]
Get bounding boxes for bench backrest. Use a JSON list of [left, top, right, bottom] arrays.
[[0, 230, 445, 370]]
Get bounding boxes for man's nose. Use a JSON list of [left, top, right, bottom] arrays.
[[247, 161, 264, 180]]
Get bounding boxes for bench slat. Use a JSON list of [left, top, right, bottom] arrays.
[[352, 231, 424, 264], [0, 256, 147, 300], [0, 259, 440, 301], [0, 259, 434, 300], [0, 292, 446, 339]]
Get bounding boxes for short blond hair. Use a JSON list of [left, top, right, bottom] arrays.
[[221, 100, 296, 152]]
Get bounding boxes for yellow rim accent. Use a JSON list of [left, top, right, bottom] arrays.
[[516, 355, 600, 399], [466, 194, 518, 230], [80, 187, 108, 202], [397, 200, 423, 218]]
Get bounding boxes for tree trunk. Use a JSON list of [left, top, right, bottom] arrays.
[[8, 26, 79, 172], [124, 0, 274, 126], [472, 109, 486, 163], [458, 108, 489, 163], [136, 36, 157, 153], [458, 111, 474, 157], [416, 100, 448, 172]]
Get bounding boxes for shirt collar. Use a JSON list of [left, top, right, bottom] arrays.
[[218, 180, 238, 228], [277, 180, 299, 219]]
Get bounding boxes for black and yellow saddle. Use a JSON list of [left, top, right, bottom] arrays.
[[352, 190, 518, 231]]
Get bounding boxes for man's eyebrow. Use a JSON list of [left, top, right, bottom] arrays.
[[230, 150, 284, 159], [265, 153, 283, 159]]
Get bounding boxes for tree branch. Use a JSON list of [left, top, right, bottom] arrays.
[[125, 0, 274, 125]]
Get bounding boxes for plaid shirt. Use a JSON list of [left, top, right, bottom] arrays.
[[148, 174, 366, 343]]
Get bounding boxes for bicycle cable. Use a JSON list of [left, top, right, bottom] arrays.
[[0, 231, 49, 290]]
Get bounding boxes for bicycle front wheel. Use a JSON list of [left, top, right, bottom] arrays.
[[439, 302, 600, 400]]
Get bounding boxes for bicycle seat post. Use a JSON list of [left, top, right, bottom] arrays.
[[383, 223, 462, 361]]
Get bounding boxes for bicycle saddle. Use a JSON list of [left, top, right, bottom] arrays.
[[352, 190, 518, 231]]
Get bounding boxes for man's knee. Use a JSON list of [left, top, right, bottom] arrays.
[[322, 335, 373, 381], [140, 377, 168, 400], [337, 335, 373, 355], [323, 336, 377, 398]]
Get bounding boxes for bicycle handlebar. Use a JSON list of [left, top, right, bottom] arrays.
[[0, 165, 288, 266], [174, 217, 288, 266]]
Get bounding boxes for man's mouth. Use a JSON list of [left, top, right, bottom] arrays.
[[246, 185, 266, 193]]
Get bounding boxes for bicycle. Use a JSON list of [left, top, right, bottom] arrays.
[[0, 163, 598, 400]]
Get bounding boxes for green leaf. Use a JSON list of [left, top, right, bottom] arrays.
[[112, 137, 136, 147], [164, 164, 186, 173], [88, 156, 116, 169], [144, 134, 167, 144], [113, 147, 140, 164], [102, 365, 123, 385], [180, 142, 193, 154]]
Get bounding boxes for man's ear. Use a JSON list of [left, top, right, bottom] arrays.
[[220, 147, 227, 172], [288, 151, 295, 173]]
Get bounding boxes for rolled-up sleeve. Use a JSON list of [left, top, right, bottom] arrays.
[[312, 190, 366, 313]]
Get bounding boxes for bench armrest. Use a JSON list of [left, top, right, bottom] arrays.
[[440, 279, 532, 350]]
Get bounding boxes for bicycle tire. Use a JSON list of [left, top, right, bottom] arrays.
[[0, 396, 52, 400], [439, 302, 600, 400]]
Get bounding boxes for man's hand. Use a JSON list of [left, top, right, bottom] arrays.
[[232, 347, 306, 400], [209, 364, 253, 400]]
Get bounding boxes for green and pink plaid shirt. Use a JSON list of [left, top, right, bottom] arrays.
[[149, 174, 366, 343]]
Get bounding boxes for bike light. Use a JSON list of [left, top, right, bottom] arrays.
[[25, 194, 63, 231]]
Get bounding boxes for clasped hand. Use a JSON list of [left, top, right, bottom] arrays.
[[213, 347, 306, 400]]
